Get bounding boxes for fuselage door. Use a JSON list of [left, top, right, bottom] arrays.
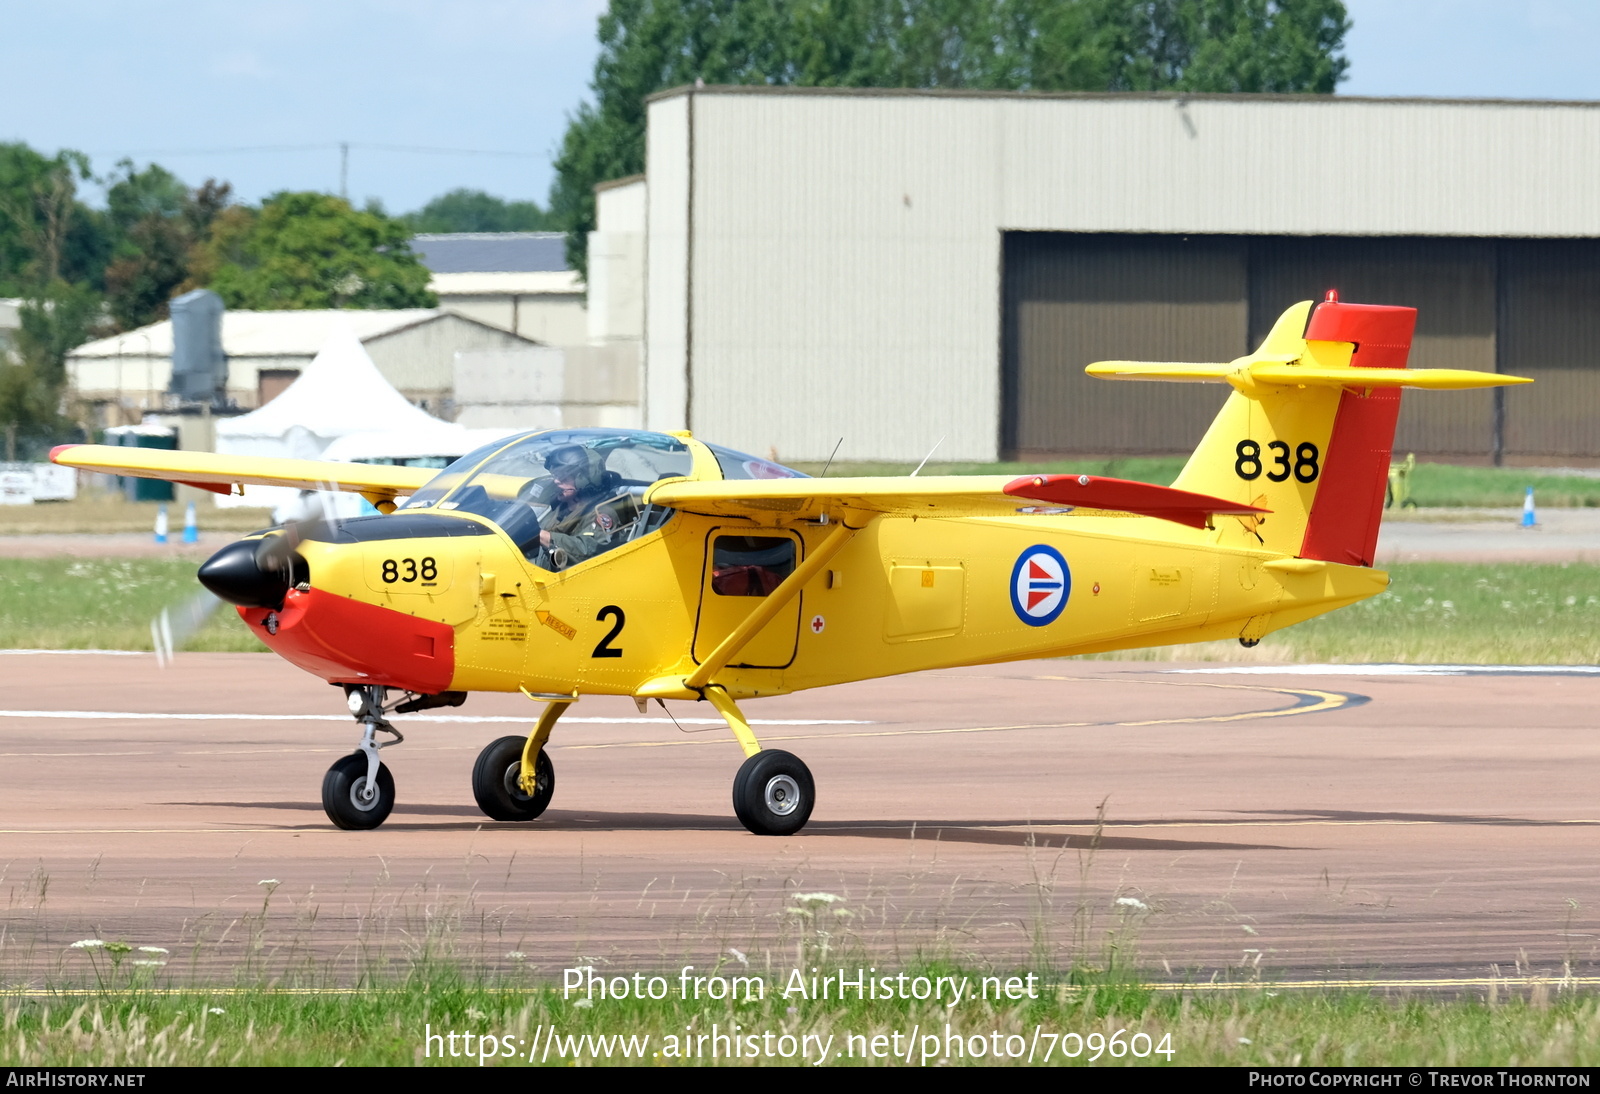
[[692, 529, 803, 669]]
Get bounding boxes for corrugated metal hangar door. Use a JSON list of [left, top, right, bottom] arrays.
[[1500, 241, 1600, 459], [1248, 237, 1496, 458], [1002, 234, 1242, 458], [1003, 233, 1600, 461]]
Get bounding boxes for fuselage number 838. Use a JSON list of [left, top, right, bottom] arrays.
[[381, 557, 438, 584]]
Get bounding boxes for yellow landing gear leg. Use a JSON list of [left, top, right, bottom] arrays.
[[469, 696, 569, 823], [707, 687, 816, 837], [521, 700, 569, 792], [705, 687, 761, 758]]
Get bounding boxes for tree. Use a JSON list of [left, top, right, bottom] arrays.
[[0, 280, 103, 457], [1079, 0, 1350, 93], [549, 0, 1350, 272], [0, 144, 106, 296], [101, 163, 234, 330], [550, 0, 800, 274], [208, 192, 437, 311], [403, 189, 556, 233]]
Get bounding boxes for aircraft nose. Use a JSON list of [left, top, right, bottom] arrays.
[[197, 537, 302, 609]]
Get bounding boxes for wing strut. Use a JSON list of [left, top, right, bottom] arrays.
[[683, 521, 860, 693]]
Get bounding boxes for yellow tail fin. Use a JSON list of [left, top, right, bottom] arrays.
[[1089, 295, 1529, 565]]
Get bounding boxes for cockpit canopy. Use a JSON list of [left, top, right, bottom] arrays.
[[401, 429, 803, 568]]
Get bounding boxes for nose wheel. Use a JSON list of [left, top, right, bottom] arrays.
[[732, 750, 814, 836], [322, 753, 396, 830], [321, 684, 404, 830]]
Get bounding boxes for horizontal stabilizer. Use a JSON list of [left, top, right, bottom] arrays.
[[1088, 359, 1529, 392], [1085, 360, 1269, 382], [1002, 475, 1269, 530], [49, 444, 434, 503]]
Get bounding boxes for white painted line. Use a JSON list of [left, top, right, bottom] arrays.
[[1167, 664, 1600, 676], [0, 709, 869, 726]]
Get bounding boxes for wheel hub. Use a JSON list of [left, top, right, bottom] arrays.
[[350, 778, 380, 810], [502, 762, 538, 802], [764, 774, 800, 816]]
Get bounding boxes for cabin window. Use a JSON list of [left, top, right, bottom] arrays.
[[711, 536, 795, 596]]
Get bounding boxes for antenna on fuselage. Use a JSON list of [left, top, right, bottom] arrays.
[[819, 437, 843, 478], [909, 435, 945, 478]]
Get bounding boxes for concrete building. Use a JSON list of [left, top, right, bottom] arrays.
[[438, 203, 647, 432], [67, 309, 540, 425], [413, 232, 588, 347], [617, 87, 1600, 464]]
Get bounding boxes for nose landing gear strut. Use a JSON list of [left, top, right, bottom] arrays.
[[321, 685, 404, 830]]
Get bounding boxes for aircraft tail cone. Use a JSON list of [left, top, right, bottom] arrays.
[[1521, 487, 1537, 529], [181, 501, 199, 544]]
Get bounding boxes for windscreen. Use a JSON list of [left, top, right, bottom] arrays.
[[401, 429, 694, 567], [702, 443, 808, 481]]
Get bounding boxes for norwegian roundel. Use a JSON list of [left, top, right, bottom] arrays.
[[1009, 544, 1071, 627]]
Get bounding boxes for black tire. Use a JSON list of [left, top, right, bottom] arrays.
[[472, 735, 555, 822], [732, 750, 814, 836], [321, 752, 395, 830]]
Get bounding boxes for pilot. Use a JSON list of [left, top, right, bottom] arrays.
[[532, 445, 613, 570]]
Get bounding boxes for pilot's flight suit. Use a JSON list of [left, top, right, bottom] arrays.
[[538, 492, 615, 569]]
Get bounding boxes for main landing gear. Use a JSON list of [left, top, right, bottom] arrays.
[[706, 688, 815, 836], [471, 699, 565, 822], [458, 687, 816, 836], [320, 685, 815, 836]]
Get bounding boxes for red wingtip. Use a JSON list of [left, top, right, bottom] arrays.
[[48, 444, 81, 464]]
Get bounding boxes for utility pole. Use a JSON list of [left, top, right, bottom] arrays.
[[340, 142, 349, 201]]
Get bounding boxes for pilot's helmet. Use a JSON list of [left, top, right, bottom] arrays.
[[544, 445, 604, 494]]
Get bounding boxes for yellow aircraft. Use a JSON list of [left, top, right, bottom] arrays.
[[53, 295, 1529, 835]]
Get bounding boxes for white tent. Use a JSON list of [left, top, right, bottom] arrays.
[[214, 326, 463, 511]]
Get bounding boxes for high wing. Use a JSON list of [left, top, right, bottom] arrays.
[[647, 474, 1265, 530], [49, 443, 435, 508]]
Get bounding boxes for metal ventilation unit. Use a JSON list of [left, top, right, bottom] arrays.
[[168, 289, 227, 404]]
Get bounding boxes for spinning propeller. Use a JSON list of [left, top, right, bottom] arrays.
[[154, 487, 349, 666]]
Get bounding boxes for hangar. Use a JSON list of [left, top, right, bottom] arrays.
[[607, 87, 1600, 464]]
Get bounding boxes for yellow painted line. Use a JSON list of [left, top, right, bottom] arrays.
[[565, 684, 1349, 750], [2, 976, 1594, 999], [1037, 676, 1353, 723], [1143, 976, 1600, 993]]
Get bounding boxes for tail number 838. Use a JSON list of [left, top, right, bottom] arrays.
[[1235, 440, 1320, 483]]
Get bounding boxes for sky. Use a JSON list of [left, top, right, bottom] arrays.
[[2, 1, 1599, 216]]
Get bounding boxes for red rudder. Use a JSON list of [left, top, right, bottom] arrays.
[[1298, 298, 1418, 567]]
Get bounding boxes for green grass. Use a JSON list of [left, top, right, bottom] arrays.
[[4, 558, 1597, 664], [2, 978, 1597, 1065], [0, 558, 261, 652], [1401, 464, 1600, 509], [1103, 562, 1600, 664], [1265, 562, 1600, 664], [804, 459, 1600, 509]]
